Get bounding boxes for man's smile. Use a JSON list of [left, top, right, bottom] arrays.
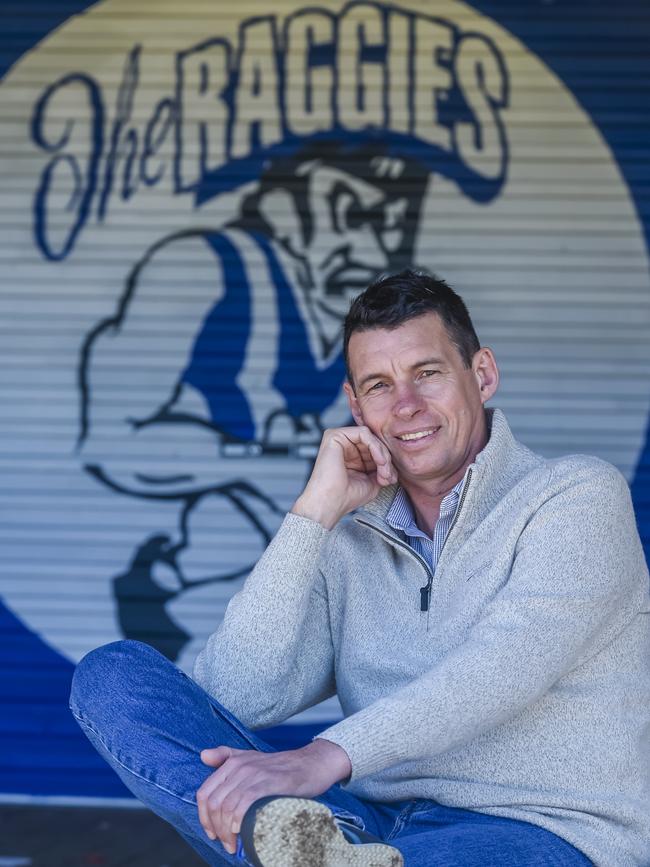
[[395, 426, 441, 443]]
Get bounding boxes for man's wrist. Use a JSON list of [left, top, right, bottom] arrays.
[[291, 494, 340, 530], [305, 738, 352, 784]]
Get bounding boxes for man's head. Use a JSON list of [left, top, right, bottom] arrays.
[[343, 270, 499, 493], [343, 270, 481, 383]]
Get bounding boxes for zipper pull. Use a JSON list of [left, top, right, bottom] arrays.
[[420, 585, 430, 612]]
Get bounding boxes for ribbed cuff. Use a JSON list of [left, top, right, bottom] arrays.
[[315, 703, 409, 781], [279, 510, 331, 550]]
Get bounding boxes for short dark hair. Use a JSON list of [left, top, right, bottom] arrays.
[[343, 269, 480, 384]]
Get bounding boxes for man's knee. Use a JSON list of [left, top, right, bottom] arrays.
[[69, 639, 164, 726]]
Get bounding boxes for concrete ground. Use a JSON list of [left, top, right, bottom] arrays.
[[0, 804, 206, 867]]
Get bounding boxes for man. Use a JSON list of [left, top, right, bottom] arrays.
[[77, 139, 427, 661], [70, 270, 650, 866]]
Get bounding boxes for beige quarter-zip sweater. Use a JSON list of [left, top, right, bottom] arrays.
[[194, 409, 650, 866]]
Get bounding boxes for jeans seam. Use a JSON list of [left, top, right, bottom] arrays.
[[386, 801, 419, 842], [207, 701, 271, 752], [168, 665, 271, 753], [70, 707, 196, 807], [330, 807, 365, 831], [406, 800, 441, 823]]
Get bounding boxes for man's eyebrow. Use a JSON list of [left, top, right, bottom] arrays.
[[357, 357, 446, 389], [358, 371, 386, 389], [413, 357, 445, 368]]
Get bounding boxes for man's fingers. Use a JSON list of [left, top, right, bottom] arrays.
[[211, 765, 253, 849], [219, 783, 283, 854], [352, 433, 396, 485], [198, 770, 241, 844], [196, 773, 220, 840], [365, 435, 391, 468], [196, 748, 240, 839], [352, 427, 392, 468], [354, 441, 376, 471], [340, 428, 392, 471], [216, 785, 256, 853], [368, 441, 398, 485], [197, 765, 237, 840], [201, 745, 234, 767], [197, 753, 262, 850]]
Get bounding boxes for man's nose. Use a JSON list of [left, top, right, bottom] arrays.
[[392, 384, 425, 419]]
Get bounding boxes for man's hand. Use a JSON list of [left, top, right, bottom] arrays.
[[196, 739, 351, 853], [291, 426, 397, 529]]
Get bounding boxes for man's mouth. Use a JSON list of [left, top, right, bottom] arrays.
[[396, 427, 440, 442]]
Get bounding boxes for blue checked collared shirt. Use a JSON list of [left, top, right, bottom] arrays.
[[386, 478, 465, 573]]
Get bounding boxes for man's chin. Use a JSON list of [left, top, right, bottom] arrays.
[[392, 457, 446, 487]]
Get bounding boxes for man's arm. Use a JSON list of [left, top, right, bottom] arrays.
[[316, 460, 648, 778], [192, 425, 396, 851], [193, 425, 397, 724], [193, 511, 336, 725]]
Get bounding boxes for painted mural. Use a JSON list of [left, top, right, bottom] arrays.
[[1, 0, 649, 797]]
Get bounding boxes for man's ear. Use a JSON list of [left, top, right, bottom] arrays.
[[473, 347, 499, 404], [257, 188, 303, 253], [344, 381, 364, 426]]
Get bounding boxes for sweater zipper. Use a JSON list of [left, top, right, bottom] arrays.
[[354, 518, 434, 607], [357, 467, 474, 615], [418, 467, 473, 612]]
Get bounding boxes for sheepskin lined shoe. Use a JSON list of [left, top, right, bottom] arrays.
[[240, 796, 403, 867]]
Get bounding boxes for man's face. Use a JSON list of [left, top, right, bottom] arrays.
[[344, 313, 499, 491], [300, 163, 409, 320]]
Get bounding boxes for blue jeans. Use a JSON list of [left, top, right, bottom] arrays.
[[69, 640, 593, 866]]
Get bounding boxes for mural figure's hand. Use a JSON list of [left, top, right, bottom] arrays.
[[291, 426, 397, 529], [196, 739, 351, 853]]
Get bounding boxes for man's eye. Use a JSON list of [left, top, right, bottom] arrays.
[[420, 370, 440, 379], [367, 382, 385, 393]]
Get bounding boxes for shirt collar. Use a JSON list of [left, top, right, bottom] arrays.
[[386, 476, 465, 538]]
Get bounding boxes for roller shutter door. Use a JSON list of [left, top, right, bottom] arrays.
[[1, 0, 649, 798]]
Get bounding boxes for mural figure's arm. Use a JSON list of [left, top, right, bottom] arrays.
[[78, 230, 236, 498]]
